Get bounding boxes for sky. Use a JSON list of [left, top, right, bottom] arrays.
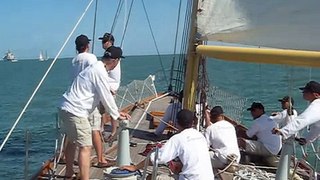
[[0, 0, 186, 59]]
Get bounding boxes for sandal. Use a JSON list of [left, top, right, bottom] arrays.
[[96, 161, 116, 168]]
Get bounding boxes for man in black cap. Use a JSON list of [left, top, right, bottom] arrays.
[[72, 34, 97, 79], [99, 32, 115, 50], [270, 96, 298, 128], [273, 81, 320, 145], [99, 33, 121, 143], [71, 34, 119, 169], [204, 106, 240, 169], [238, 102, 282, 157], [60, 45, 130, 179]]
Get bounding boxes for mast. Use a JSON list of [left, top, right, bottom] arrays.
[[183, 0, 201, 111]]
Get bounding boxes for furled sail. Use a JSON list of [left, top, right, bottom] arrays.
[[197, 0, 320, 51]]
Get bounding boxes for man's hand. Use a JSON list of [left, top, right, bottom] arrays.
[[272, 128, 283, 135], [295, 137, 307, 145], [118, 112, 131, 120]]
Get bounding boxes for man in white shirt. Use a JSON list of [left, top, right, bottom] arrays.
[[204, 106, 240, 169], [273, 81, 320, 145], [238, 102, 282, 157], [71, 35, 119, 168], [99, 32, 120, 142], [270, 96, 298, 128], [99, 32, 120, 92], [154, 91, 183, 136], [121, 109, 215, 180], [59, 46, 130, 180]]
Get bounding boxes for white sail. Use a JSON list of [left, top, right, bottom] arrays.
[[39, 50, 48, 61], [197, 0, 320, 51], [39, 51, 44, 61]]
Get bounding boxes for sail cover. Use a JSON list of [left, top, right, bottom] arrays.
[[197, 0, 320, 51]]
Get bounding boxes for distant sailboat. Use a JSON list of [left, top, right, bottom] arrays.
[[39, 50, 48, 61]]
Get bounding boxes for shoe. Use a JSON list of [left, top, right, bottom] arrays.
[[104, 157, 116, 162], [97, 161, 116, 168]]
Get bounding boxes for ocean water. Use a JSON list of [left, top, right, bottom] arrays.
[[0, 55, 319, 179]]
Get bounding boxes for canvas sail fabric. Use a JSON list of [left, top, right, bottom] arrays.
[[197, 0, 320, 51]]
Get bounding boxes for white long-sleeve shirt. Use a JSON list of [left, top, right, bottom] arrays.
[[270, 109, 298, 128], [60, 61, 120, 120], [154, 102, 181, 135], [280, 99, 320, 143], [71, 52, 97, 79]]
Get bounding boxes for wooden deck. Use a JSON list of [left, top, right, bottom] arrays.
[[38, 95, 174, 180]]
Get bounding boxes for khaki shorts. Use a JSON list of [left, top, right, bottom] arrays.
[[59, 109, 92, 147], [244, 139, 273, 156], [88, 108, 102, 131]]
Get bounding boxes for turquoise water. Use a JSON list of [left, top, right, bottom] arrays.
[[0, 55, 319, 178]]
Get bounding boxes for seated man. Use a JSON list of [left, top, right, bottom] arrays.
[[270, 96, 298, 128], [204, 106, 240, 169], [121, 109, 214, 180], [153, 90, 183, 136], [238, 102, 282, 157]]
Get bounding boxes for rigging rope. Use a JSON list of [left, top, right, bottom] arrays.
[[169, 0, 183, 91], [119, 0, 135, 47], [110, 0, 124, 34], [0, 0, 95, 152], [140, 0, 169, 88], [91, 0, 99, 53]]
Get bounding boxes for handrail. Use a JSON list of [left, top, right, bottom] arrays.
[[0, 0, 95, 152]]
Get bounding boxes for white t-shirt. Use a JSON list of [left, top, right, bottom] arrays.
[[246, 114, 282, 155], [60, 61, 119, 120], [204, 120, 240, 163], [280, 99, 320, 143], [270, 109, 298, 128], [108, 61, 121, 91], [150, 128, 214, 180], [71, 52, 97, 80]]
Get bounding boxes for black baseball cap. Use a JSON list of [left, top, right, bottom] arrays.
[[278, 96, 294, 105], [99, 32, 115, 42], [75, 34, 91, 47], [299, 81, 320, 93], [210, 106, 224, 116], [102, 46, 124, 60], [247, 102, 264, 111]]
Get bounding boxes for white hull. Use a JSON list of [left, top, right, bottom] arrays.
[[3, 51, 16, 61]]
